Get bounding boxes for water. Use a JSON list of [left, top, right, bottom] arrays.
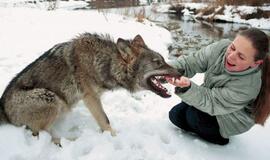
[[91, 5, 269, 59], [157, 13, 251, 59]]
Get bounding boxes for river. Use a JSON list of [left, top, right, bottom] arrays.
[[91, 5, 269, 60]]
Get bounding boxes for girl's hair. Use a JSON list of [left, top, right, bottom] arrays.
[[239, 28, 270, 125]]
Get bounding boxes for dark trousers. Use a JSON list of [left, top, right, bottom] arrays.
[[169, 102, 229, 145]]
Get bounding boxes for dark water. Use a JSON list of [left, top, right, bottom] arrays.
[[147, 12, 253, 59], [166, 14, 250, 39]]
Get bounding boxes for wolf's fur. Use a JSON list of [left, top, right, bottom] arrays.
[[0, 33, 182, 139]]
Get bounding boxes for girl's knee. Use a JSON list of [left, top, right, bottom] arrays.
[[168, 108, 178, 124], [169, 103, 191, 130], [169, 103, 186, 122]]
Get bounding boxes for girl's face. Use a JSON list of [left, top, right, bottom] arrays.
[[225, 35, 263, 72]]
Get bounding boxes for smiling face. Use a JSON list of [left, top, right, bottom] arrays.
[[225, 35, 263, 72]]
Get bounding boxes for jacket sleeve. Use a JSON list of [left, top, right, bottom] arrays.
[[176, 79, 261, 116], [167, 40, 229, 78]]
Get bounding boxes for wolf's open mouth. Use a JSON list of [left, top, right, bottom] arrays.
[[147, 75, 171, 98]]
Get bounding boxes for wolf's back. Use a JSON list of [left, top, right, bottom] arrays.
[[0, 98, 8, 124]]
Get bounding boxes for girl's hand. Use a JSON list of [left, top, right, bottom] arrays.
[[165, 76, 191, 88]]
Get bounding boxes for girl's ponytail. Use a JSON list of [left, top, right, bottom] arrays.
[[254, 55, 270, 125]]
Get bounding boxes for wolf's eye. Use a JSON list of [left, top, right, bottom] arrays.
[[156, 61, 162, 66], [153, 58, 162, 66]]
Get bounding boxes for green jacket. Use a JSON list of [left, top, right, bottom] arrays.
[[168, 39, 262, 138]]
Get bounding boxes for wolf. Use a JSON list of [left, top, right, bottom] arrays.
[[0, 33, 183, 140]]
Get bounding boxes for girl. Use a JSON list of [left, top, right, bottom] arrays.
[[166, 28, 270, 145]]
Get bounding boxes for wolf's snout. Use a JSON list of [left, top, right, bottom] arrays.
[[167, 67, 184, 77], [177, 68, 185, 75], [144, 67, 185, 98]]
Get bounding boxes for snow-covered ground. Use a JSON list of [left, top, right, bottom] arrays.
[[0, 2, 270, 160]]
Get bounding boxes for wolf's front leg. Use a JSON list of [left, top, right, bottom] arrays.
[[83, 93, 116, 136]]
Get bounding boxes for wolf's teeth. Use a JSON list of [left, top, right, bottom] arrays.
[[150, 77, 156, 82], [155, 76, 165, 80], [150, 76, 170, 95]]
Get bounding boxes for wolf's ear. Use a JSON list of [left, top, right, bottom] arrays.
[[131, 34, 145, 47], [117, 38, 135, 63]]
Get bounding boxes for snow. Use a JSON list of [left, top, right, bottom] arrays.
[[0, 2, 270, 160], [219, 5, 270, 30]]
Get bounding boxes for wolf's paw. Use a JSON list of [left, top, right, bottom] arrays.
[[110, 128, 117, 137], [102, 127, 117, 136], [52, 137, 62, 147]]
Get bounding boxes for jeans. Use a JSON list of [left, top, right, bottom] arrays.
[[169, 102, 229, 145]]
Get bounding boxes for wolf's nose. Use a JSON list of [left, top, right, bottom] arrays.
[[177, 69, 185, 75]]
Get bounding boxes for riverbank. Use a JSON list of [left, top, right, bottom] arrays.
[[167, 2, 270, 30]]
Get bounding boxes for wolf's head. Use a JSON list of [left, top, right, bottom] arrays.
[[116, 35, 184, 98]]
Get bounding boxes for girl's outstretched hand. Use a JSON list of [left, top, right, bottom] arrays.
[[165, 76, 191, 88]]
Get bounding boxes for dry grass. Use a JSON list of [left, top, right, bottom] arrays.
[[134, 8, 146, 23], [89, 0, 140, 9], [169, 0, 270, 22], [198, 6, 216, 15], [195, 5, 225, 21], [240, 8, 270, 20], [170, 0, 270, 6], [117, 7, 152, 23], [215, 0, 269, 6]]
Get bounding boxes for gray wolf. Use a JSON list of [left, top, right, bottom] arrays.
[[0, 33, 182, 141]]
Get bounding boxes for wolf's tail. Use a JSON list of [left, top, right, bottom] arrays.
[[0, 98, 8, 124]]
